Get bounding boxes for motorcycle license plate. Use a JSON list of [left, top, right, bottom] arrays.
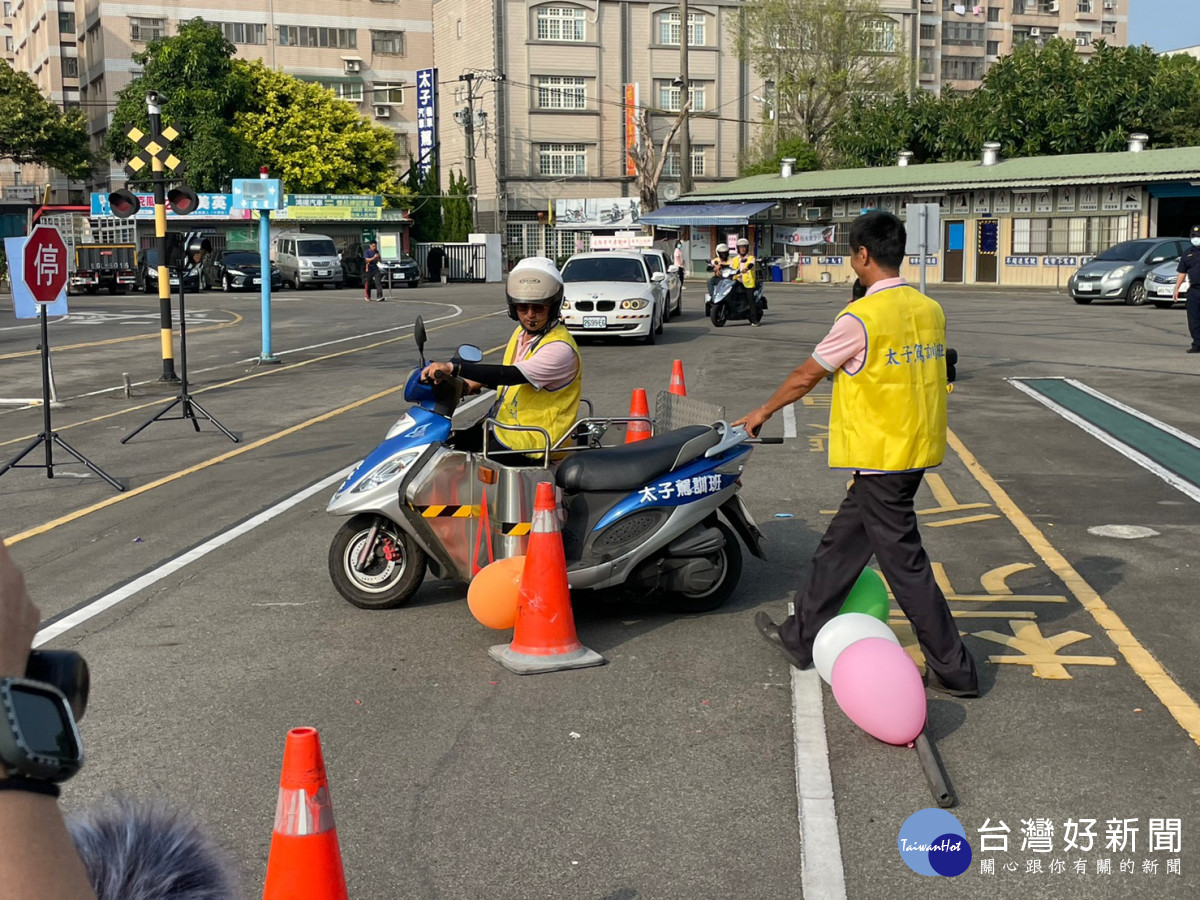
[[583, 316, 607, 330]]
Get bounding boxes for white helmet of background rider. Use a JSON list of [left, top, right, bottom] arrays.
[[715, 243, 729, 257], [506, 256, 564, 326], [736, 237, 750, 252]]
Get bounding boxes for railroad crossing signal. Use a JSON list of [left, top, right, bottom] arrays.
[[124, 124, 185, 177], [22, 224, 68, 303]]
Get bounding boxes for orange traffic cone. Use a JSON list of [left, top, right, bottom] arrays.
[[489, 482, 604, 674], [669, 359, 687, 397], [263, 727, 348, 900], [625, 388, 652, 443]]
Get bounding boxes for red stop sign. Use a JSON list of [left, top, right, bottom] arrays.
[[23, 224, 69, 303]]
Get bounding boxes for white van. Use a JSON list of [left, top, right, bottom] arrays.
[[275, 232, 344, 289]]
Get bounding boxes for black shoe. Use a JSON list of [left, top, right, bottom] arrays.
[[755, 611, 811, 669], [1188, 347, 1200, 354], [924, 669, 979, 698]]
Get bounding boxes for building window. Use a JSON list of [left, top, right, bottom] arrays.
[[278, 26, 357, 49], [864, 17, 897, 53], [659, 81, 706, 112], [988, 6, 1002, 21], [59, 12, 75, 34], [61, 57, 78, 78], [1012, 216, 1131, 254], [214, 22, 266, 45], [1101, 21, 1116, 34], [1013, 27, 1055, 46], [4, 36, 12, 52], [373, 83, 404, 104], [920, 23, 937, 40], [658, 12, 705, 46], [535, 7, 586, 42], [318, 81, 364, 102], [919, 47, 935, 75], [130, 17, 166, 43], [2, 2, 10, 17], [536, 75, 586, 110], [664, 147, 706, 177], [1076, 31, 1092, 45], [538, 142, 587, 176], [1077, 0, 1093, 11], [941, 56, 983, 81], [987, 40, 1000, 54], [371, 30, 406, 55], [942, 21, 985, 46]]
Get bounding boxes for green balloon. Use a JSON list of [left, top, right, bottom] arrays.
[[838, 568, 890, 622]]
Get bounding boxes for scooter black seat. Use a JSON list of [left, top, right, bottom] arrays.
[[555, 425, 720, 493]]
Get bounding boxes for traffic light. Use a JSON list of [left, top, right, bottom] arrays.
[[108, 188, 141, 219], [167, 185, 200, 215]]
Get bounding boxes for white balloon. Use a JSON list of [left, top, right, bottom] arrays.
[[812, 612, 901, 684]]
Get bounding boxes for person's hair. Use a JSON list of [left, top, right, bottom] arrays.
[[67, 798, 241, 900], [848, 211, 906, 270]]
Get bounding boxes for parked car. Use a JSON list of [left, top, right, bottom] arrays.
[[559, 252, 666, 344], [275, 232, 344, 289], [641, 249, 683, 317], [377, 253, 422, 288], [1068, 238, 1187, 306], [204, 249, 281, 292], [137, 248, 201, 294], [1145, 260, 1188, 309]]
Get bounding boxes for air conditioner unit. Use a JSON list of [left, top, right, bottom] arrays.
[[1075, 36, 1089, 45], [1030, 27, 1041, 36], [1048, 0, 1059, 11], [1103, 1, 1114, 8], [343, 58, 361, 74], [373, 105, 390, 118], [803, 206, 831, 221]]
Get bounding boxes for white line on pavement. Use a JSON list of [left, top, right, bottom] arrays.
[[789, 599, 848, 900], [783, 402, 797, 439], [33, 466, 353, 647]]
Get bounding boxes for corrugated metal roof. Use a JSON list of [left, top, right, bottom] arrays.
[[684, 146, 1200, 202]]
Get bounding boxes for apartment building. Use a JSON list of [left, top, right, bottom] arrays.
[[430, 0, 761, 258], [9, 0, 431, 199], [917, 0, 1129, 94]]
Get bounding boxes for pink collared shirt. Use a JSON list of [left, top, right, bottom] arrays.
[[812, 277, 908, 374], [511, 328, 579, 390]]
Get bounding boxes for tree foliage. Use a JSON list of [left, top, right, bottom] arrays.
[[234, 62, 405, 197], [0, 62, 92, 177], [441, 170, 472, 242], [627, 104, 690, 211], [739, 135, 822, 177], [830, 40, 1200, 167], [404, 158, 442, 241], [737, 0, 910, 151], [106, 19, 254, 192]]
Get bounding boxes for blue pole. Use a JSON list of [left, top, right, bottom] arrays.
[[259, 208, 279, 364]]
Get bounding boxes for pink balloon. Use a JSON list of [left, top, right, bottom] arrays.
[[830, 638, 926, 745]]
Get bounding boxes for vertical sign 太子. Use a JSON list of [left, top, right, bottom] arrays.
[[416, 67, 439, 178], [624, 83, 639, 177]]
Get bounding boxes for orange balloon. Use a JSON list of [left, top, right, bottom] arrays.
[[467, 555, 526, 629]]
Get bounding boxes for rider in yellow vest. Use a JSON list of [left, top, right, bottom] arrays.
[[734, 210, 979, 697], [421, 257, 581, 458], [732, 237, 762, 326]]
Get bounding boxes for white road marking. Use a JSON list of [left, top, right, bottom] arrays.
[[783, 402, 797, 439], [33, 466, 352, 647], [787, 599, 847, 900], [1010, 377, 1200, 504]]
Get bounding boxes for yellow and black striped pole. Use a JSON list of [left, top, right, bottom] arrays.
[[147, 96, 178, 383]]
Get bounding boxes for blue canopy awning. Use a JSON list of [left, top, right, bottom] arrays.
[[639, 201, 776, 227]]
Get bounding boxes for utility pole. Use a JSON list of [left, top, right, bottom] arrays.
[[678, 0, 692, 196], [459, 71, 478, 233]]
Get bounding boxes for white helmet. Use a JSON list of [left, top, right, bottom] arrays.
[[506, 257, 564, 323], [716, 243, 728, 254], [736, 237, 750, 249]]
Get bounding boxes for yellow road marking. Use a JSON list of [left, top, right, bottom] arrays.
[[7, 385, 406, 544], [0, 312, 501, 449], [0, 311, 244, 361], [948, 427, 1200, 746], [974, 620, 1117, 680], [925, 513, 1000, 528]]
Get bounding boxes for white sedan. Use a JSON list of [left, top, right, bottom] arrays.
[[1146, 259, 1188, 309], [560, 252, 666, 344]]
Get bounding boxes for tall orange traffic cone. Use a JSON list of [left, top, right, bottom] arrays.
[[489, 482, 604, 674], [625, 388, 651, 443], [263, 727, 348, 900], [669, 359, 687, 397]]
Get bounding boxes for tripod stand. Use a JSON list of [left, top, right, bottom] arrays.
[[0, 305, 125, 490], [122, 262, 239, 445]]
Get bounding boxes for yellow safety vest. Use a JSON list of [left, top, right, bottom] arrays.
[[734, 254, 756, 289], [494, 323, 582, 453], [827, 284, 947, 472]]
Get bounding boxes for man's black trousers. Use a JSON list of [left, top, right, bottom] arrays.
[[778, 469, 978, 691]]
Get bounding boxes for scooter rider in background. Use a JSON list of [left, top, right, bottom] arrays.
[[421, 257, 582, 459], [707, 243, 731, 305], [733, 237, 762, 326]]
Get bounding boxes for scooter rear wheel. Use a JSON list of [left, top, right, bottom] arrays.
[[666, 520, 742, 613], [329, 514, 428, 609]]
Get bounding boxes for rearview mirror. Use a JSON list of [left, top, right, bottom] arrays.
[[456, 344, 483, 363], [667, 265, 680, 274], [651, 272, 666, 282], [414, 316, 427, 361]]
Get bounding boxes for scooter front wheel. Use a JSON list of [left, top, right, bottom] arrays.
[[329, 514, 427, 609], [710, 303, 728, 328]]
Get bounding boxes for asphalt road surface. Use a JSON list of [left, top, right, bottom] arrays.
[[2, 278, 1199, 899]]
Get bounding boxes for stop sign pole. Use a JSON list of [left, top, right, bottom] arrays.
[[0, 226, 125, 490]]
